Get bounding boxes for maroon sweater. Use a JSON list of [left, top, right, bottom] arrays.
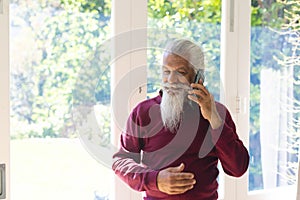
[[112, 92, 249, 200]]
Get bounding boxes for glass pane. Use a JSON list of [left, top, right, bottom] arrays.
[[249, 0, 299, 192], [10, 0, 112, 199]]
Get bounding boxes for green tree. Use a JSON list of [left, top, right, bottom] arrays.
[[10, 0, 111, 138]]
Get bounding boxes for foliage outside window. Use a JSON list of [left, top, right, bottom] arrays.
[[249, 0, 299, 191], [10, 0, 111, 140]]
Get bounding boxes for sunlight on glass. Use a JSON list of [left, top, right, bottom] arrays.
[[249, 0, 299, 192]]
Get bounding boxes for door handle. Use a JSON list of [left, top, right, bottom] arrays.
[[0, 164, 6, 199], [229, 0, 235, 32], [0, 0, 3, 14]]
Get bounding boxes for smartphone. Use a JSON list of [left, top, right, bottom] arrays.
[[190, 70, 205, 106], [194, 70, 205, 84]]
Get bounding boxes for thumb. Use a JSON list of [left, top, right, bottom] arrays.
[[167, 163, 185, 173]]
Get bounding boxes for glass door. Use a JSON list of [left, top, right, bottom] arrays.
[[248, 0, 299, 198], [10, 0, 113, 199]]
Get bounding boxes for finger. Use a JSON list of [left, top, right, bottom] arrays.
[[167, 185, 195, 195], [170, 172, 195, 181], [187, 93, 206, 105], [190, 83, 209, 95], [167, 163, 185, 173], [193, 85, 209, 96], [168, 177, 196, 187], [188, 89, 207, 99], [187, 94, 200, 104]]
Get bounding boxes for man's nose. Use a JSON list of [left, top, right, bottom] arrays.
[[168, 72, 178, 83]]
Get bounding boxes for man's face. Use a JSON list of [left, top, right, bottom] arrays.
[[162, 53, 195, 86], [160, 53, 196, 132]]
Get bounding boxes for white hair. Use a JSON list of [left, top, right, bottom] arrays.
[[163, 39, 205, 73]]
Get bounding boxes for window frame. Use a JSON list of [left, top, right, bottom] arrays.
[[232, 0, 297, 199], [220, 0, 251, 199], [0, 0, 10, 199], [2, 0, 297, 199], [111, 0, 147, 199]]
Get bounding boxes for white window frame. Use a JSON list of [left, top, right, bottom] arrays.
[[220, 0, 248, 198], [0, 0, 10, 199], [2, 0, 297, 199], [230, 0, 297, 200], [111, 0, 147, 199]]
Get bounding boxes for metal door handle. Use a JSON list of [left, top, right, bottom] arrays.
[[0, 164, 6, 199], [230, 0, 235, 32], [0, 0, 3, 14]]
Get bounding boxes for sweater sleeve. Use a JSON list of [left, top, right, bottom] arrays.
[[211, 105, 250, 177], [112, 109, 160, 192]]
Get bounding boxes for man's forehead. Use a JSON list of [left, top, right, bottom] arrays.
[[163, 53, 189, 67]]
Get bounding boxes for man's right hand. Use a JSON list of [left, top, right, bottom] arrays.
[[157, 163, 196, 195]]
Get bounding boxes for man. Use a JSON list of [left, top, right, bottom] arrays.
[[112, 39, 249, 200]]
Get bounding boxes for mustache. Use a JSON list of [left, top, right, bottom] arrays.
[[162, 82, 191, 91]]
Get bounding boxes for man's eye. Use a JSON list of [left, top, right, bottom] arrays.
[[178, 71, 187, 75], [163, 70, 170, 75]]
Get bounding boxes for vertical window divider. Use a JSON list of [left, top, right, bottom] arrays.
[[0, 0, 10, 199], [111, 0, 147, 200], [235, 0, 251, 199], [221, 0, 251, 199]]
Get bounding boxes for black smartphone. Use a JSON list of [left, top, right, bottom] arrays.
[[194, 70, 205, 84], [190, 70, 205, 106]]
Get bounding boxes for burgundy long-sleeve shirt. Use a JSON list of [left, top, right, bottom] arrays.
[[112, 92, 249, 200]]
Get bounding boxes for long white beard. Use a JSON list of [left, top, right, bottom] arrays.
[[160, 83, 190, 133]]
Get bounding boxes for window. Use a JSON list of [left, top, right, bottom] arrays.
[[237, 0, 299, 199], [249, 0, 299, 193], [10, 1, 113, 199], [4, 0, 299, 199]]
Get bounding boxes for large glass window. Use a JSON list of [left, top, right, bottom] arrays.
[[249, 0, 299, 192], [10, 0, 112, 199], [8, 0, 299, 199]]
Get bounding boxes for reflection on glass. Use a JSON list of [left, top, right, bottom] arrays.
[[249, 0, 299, 192]]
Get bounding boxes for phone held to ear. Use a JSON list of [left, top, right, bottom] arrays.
[[190, 70, 205, 105], [194, 70, 205, 84], [191, 70, 205, 100]]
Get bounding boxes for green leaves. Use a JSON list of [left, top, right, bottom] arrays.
[[10, 1, 111, 139], [148, 0, 221, 24]]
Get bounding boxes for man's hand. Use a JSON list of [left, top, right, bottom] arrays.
[[188, 80, 222, 129], [157, 163, 196, 195]]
